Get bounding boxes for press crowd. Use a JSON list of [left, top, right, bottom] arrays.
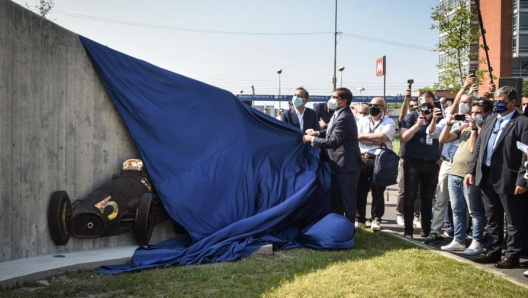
[[273, 77, 528, 275]]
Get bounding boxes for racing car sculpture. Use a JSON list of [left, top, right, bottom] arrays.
[[48, 159, 179, 246]]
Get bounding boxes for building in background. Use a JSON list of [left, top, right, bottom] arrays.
[[438, 0, 528, 94]]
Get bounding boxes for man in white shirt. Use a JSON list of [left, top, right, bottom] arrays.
[[355, 97, 396, 231]]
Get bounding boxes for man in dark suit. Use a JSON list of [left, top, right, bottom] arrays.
[[303, 88, 362, 224], [313, 102, 335, 130], [465, 86, 528, 268], [281, 87, 320, 131]]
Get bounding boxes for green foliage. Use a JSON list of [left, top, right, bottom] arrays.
[[419, 86, 437, 93], [25, 0, 54, 19], [523, 81, 528, 95], [431, 0, 480, 91]]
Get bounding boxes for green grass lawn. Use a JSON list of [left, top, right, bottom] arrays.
[[2, 229, 527, 298]]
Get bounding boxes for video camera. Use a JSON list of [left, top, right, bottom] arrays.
[[407, 79, 414, 89]]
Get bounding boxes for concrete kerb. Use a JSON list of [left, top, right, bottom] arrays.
[[383, 228, 528, 290]]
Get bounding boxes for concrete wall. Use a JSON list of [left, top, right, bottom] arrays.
[[0, 0, 174, 263]]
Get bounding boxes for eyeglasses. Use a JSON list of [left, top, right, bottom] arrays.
[[368, 104, 383, 109], [472, 100, 485, 106]]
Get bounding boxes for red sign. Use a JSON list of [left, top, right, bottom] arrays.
[[376, 57, 385, 76]]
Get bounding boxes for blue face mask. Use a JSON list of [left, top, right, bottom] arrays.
[[293, 96, 303, 108], [493, 101, 509, 113]]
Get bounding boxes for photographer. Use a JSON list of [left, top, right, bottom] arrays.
[[399, 91, 441, 238]]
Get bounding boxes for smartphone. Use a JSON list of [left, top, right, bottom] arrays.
[[454, 114, 466, 121], [434, 101, 445, 118], [469, 69, 476, 76]]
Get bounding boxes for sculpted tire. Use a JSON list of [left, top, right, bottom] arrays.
[[135, 193, 155, 246], [48, 191, 72, 245]]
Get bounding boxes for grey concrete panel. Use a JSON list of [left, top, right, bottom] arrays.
[[0, 0, 174, 263]]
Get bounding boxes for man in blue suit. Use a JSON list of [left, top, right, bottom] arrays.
[[465, 86, 528, 268], [281, 87, 320, 131], [303, 88, 362, 224]]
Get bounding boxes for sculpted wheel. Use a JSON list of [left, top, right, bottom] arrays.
[[48, 191, 72, 245], [135, 193, 155, 246]]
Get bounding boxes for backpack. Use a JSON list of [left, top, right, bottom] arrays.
[[371, 143, 399, 187]]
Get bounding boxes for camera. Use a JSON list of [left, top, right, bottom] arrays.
[[469, 69, 476, 76], [418, 96, 428, 108], [454, 114, 466, 121], [407, 79, 414, 89]]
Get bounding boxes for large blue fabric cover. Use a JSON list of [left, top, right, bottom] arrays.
[[79, 36, 354, 274]]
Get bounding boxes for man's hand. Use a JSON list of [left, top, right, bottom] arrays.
[[305, 129, 317, 136], [514, 186, 528, 195], [318, 118, 327, 130], [469, 84, 478, 95], [488, 82, 496, 93], [414, 115, 424, 128], [466, 114, 476, 128], [464, 174, 473, 189], [405, 88, 411, 99], [464, 75, 476, 88], [432, 108, 442, 121], [302, 135, 313, 143], [436, 158, 443, 167]]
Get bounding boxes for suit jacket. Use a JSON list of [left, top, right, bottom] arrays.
[[313, 102, 334, 124], [467, 111, 528, 194], [312, 106, 362, 174], [281, 107, 320, 131]]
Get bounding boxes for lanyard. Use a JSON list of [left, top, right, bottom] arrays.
[[369, 115, 384, 133]]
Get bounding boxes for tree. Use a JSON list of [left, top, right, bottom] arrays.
[[431, 0, 480, 91], [26, 0, 54, 19]]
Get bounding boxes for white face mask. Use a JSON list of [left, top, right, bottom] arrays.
[[474, 115, 484, 125], [327, 98, 338, 110], [459, 103, 470, 114]]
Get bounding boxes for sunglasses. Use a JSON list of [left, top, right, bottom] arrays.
[[368, 104, 383, 109]]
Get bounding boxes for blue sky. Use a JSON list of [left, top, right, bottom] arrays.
[[17, 0, 440, 97]]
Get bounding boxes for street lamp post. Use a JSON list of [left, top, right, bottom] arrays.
[[338, 66, 345, 87], [277, 68, 282, 109], [357, 86, 365, 95], [332, 0, 338, 90]]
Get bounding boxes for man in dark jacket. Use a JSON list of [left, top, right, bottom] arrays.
[[281, 87, 320, 131], [465, 86, 528, 268], [303, 87, 362, 224]]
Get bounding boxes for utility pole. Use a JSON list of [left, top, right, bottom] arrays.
[[332, 0, 338, 91]]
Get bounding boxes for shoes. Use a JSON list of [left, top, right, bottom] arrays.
[[413, 215, 421, 228], [463, 240, 484, 256], [474, 254, 501, 264], [403, 233, 413, 239], [396, 214, 404, 226], [355, 222, 366, 228], [441, 240, 466, 251], [443, 230, 454, 237], [494, 258, 519, 269], [524, 270, 528, 278], [371, 218, 381, 231], [424, 233, 444, 245]]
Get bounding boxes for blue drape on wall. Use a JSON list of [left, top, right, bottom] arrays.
[[79, 36, 354, 274]]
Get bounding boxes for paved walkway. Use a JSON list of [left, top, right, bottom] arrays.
[[376, 186, 528, 287], [1, 187, 527, 289]]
